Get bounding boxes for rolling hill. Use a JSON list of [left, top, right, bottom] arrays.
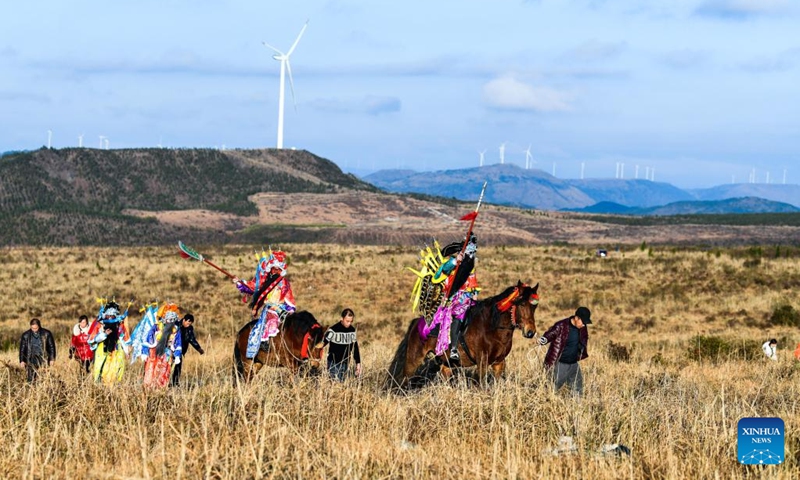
[[365, 164, 800, 210], [568, 197, 800, 216]]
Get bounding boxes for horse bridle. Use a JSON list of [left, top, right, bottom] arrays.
[[497, 285, 539, 331]]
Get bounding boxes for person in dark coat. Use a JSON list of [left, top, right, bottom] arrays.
[[170, 313, 204, 387], [19, 318, 57, 383], [323, 308, 362, 381], [538, 307, 591, 396]]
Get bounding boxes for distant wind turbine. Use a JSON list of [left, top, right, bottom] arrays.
[[104, 138, 109, 150], [620, 163, 625, 179], [478, 150, 486, 167], [47, 130, 52, 149], [99, 135, 105, 149], [263, 20, 308, 149], [524, 145, 533, 170], [78, 134, 83, 148], [499, 143, 506, 164]]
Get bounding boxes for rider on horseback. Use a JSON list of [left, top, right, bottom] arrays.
[[232, 250, 296, 358], [437, 234, 479, 362]]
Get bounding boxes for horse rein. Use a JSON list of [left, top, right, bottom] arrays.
[[497, 285, 539, 331]]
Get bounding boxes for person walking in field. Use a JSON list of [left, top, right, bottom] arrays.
[[762, 338, 778, 361], [170, 313, 204, 387], [19, 318, 57, 383], [323, 308, 362, 381], [70, 314, 94, 374], [538, 307, 591, 397]]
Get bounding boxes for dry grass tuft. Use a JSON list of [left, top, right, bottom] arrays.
[[0, 244, 799, 478]]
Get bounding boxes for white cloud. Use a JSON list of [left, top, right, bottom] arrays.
[[564, 39, 627, 62], [695, 0, 790, 18], [308, 95, 401, 115], [482, 75, 572, 112]]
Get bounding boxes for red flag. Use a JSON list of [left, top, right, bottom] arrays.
[[459, 211, 478, 221]]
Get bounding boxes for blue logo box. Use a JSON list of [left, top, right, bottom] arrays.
[[738, 417, 784, 465]]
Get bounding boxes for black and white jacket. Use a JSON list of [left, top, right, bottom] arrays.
[[323, 322, 361, 366]]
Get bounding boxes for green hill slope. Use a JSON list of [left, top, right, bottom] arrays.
[[0, 147, 375, 245]]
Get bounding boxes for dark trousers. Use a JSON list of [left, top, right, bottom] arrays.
[[328, 360, 349, 382], [170, 362, 182, 387], [552, 362, 584, 396], [25, 358, 44, 383], [79, 359, 92, 374], [450, 318, 461, 351]]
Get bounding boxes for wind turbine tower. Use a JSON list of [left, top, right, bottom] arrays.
[[47, 130, 52, 148], [99, 136, 105, 149], [524, 145, 533, 170], [478, 150, 486, 167], [263, 21, 308, 149], [620, 163, 625, 179], [104, 138, 109, 150], [78, 134, 83, 148], [499, 143, 505, 164]]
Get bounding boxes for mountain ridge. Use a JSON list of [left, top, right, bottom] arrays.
[[365, 164, 800, 210]]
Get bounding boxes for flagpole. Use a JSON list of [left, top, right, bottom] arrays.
[[443, 182, 487, 298]]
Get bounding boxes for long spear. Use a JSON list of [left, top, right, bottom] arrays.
[[443, 181, 487, 298], [177, 241, 236, 279]]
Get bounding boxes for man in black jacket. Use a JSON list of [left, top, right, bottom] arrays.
[[323, 308, 362, 381], [538, 307, 591, 397], [170, 313, 205, 387], [19, 318, 57, 383]]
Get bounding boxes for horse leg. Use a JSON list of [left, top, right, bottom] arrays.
[[490, 360, 506, 382]]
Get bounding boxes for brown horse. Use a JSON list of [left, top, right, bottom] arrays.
[[233, 311, 326, 383], [386, 281, 539, 391]]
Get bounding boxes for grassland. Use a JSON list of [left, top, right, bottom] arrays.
[[1, 243, 799, 478]]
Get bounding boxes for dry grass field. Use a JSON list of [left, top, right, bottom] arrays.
[[1, 243, 799, 479]]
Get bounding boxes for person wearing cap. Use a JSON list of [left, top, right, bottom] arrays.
[[170, 313, 205, 387], [538, 307, 592, 396]]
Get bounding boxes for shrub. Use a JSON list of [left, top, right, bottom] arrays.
[[768, 304, 800, 327], [687, 335, 761, 362], [607, 341, 631, 362]]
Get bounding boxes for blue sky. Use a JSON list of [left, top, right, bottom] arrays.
[[1, 0, 798, 188]]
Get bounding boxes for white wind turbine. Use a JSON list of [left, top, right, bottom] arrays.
[[263, 21, 308, 149], [99, 135, 105, 149], [78, 134, 84, 148], [478, 150, 486, 167], [524, 145, 533, 170], [499, 142, 506, 164]]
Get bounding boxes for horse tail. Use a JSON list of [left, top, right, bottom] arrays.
[[233, 322, 250, 383], [384, 318, 418, 393]]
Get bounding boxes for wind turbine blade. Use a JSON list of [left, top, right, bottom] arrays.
[[286, 21, 308, 57], [262, 42, 284, 56], [286, 59, 297, 110]]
